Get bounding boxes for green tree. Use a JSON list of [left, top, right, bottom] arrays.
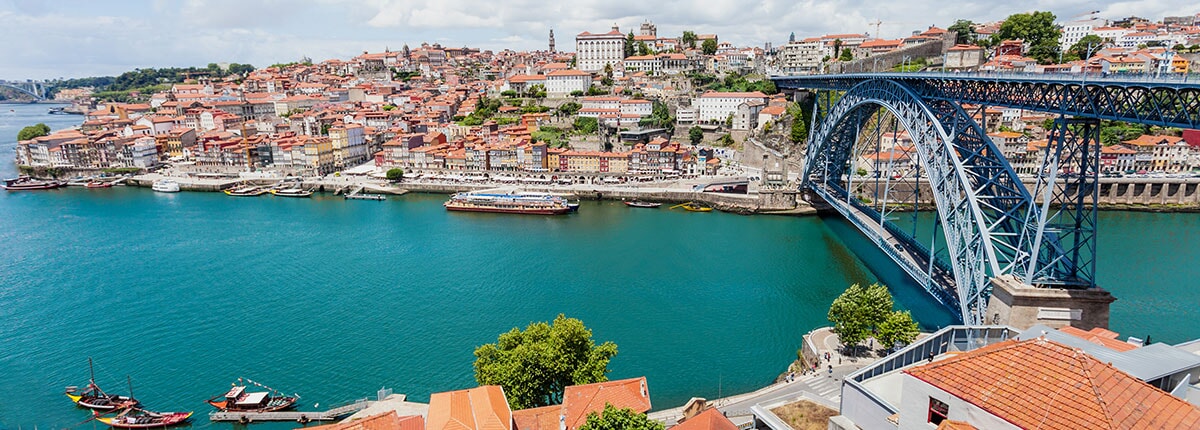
[[574, 117, 599, 134], [688, 126, 704, 144], [603, 63, 614, 79], [501, 90, 518, 98], [474, 314, 618, 409], [625, 32, 636, 58], [579, 404, 664, 430], [701, 39, 718, 55], [637, 41, 651, 56], [681, 31, 698, 49], [839, 48, 853, 62], [997, 11, 1061, 64], [570, 90, 585, 97], [789, 103, 810, 144], [17, 123, 51, 141], [385, 168, 404, 182], [948, 20, 976, 45], [719, 134, 734, 146], [557, 101, 582, 117], [1068, 34, 1105, 60], [876, 310, 920, 350], [827, 283, 894, 351], [832, 39, 843, 57]]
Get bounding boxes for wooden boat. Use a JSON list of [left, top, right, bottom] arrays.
[[224, 185, 269, 196], [66, 358, 140, 411], [95, 408, 193, 429], [3, 175, 64, 191], [623, 200, 661, 208], [86, 181, 113, 188], [670, 202, 713, 212], [271, 187, 313, 197], [206, 378, 298, 412]]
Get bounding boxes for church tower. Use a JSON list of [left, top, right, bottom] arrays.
[[549, 29, 556, 53]]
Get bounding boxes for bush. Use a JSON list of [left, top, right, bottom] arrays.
[[570, 90, 584, 97], [386, 168, 404, 182], [17, 123, 51, 141]]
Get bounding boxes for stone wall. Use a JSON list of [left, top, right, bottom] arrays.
[[849, 177, 1200, 207], [827, 35, 954, 74]]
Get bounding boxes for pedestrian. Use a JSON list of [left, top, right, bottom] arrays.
[[828, 365, 833, 377]]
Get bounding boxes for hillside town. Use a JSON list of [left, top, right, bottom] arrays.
[[12, 12, 1200, 184]]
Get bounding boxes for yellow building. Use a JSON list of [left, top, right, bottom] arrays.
[[303, 136, 335, 175]]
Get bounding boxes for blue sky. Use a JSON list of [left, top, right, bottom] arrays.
[[1, 0, 1195, 79]]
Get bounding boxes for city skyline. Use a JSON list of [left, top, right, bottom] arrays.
[[2, 0, 1196, 80]]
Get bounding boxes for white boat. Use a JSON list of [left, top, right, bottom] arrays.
[[152, 179, 181, 193]]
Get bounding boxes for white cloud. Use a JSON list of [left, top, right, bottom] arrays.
[[0, 0, 1197, 79]]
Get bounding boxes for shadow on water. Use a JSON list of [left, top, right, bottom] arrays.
[[817, 214, 959, 330]]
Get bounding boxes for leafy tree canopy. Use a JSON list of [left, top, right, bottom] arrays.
[[474, 314, 618, 409], [579, 404, 664, 430], [701, 39, 718, 55], [948, 20, 976, 45], [997, 11, 1060, 64], [17, 123, 51, 141], [827, 283, 895, 349], [877, 310, 920, 350], [689, 126, 704, 144], [385, 168, 404, 182]]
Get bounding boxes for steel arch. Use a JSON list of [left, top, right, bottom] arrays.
[[803, 79, 1042, 324], [0, 82, 46, 100]]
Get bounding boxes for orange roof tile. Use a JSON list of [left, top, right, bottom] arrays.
[[672, 408, 738, 430], [562, 377, 650, 429], [427, 386, 511, 430], [905, 338, 1200, 430], [1059, 326, 1139, 352], [935, 420, 977, 430]]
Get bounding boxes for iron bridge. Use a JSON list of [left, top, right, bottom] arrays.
[[772, 72, 1200, 324]]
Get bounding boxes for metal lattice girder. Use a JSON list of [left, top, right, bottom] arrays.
[[775, 73, 1200, 129], [802, 79, 1045, 324]]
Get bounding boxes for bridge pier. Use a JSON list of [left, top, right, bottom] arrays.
[[984, 275, 1115, 331]]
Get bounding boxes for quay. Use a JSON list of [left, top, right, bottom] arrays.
[[208, 398, 371, 422]]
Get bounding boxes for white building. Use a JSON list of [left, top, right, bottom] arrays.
[[694, 91, 768, 123], [544, 70, 592, 95], [575, 26, 627, 72], [1060, 18, 1104, 50], [129, 136, 160, 168], [776, 39, 825, 74]]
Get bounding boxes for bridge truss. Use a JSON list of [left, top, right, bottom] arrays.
[[778, 74, 1128, 324], [0, 81, 48, 100]]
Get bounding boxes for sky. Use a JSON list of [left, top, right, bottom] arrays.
[[1, 0, 1196, 80]]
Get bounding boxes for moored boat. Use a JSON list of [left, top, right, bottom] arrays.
[[151, 180, 180, 193], [86, 181, 113, 188], [670, 202, 713, 212], [271, 187, 313, 197], [206, 378, 298, 412], [66, 358, 140, 411], [223, 185, 269, 196], [3, 175, 64, 191], [623, 200, 661, 208], [95, 408, 192, 429], [444, 189, 572, 215]]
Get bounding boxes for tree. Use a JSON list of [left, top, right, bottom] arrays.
[[827, 283, 894, 351], [876, 310, 920, 350], [570, 90, 585, 97], [625, 32, 636, 58], [839, 48, 853, 62], [681, 31, 698, 49], [718, 133, 734, 146], [1068, 34, 1105, 60], [385, 168, 404, 182], [637, 41, 651, 56], [501, 90, 518, 98], [997, 11, 1060, 64], [574, 116, 599, 134], [948, 20, 976, 45], [832, 39, 843, 57], [603, 63, 614, 79], [474, 314, 618, 409], [579, 404, 664, 430], [689, 126, 704, 144], [17, 123, 51, 141], [701, 39, 718, 55], [557, 101, 582, 117], [789, 102, 810, 144]]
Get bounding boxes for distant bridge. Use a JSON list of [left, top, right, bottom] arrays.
[[0, 80, 48, 100], [773, 72, 1200, 324]]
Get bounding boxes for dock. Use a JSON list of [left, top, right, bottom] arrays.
[[343, 186, 387, 201], [209, 399, 371, 422]]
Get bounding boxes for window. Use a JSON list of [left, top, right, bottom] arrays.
[[928, 397, 949, 425]]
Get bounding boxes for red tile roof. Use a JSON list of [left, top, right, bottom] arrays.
[[905, 338, 1200, 430], [512, 377, 650, 430], [1059, 326, 1139, 352], [427, 386, 512, 430], [672, 408, 738, 430]]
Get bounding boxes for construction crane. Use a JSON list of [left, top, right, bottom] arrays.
[[869, 19, 883, 39]]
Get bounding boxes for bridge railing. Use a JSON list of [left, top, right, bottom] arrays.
[[776, 70, 1200, 85]]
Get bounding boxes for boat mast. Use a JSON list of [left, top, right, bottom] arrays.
[[127, 375, 134, 399]]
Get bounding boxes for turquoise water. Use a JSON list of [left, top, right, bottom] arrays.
[[0, 104, 1197, 429]]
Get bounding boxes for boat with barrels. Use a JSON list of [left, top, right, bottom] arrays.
[[65, 358, 140, 411], [94, 408, 193, 428], [206, 378, 299, 412]]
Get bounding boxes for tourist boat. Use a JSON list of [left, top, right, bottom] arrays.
[[444, 190, 573, 215], [670, 202, 713, 212], [94, 408, 193, 429], [345, 193, 385, 201], [2, 175, 64, 191], [623, 200, 661, 208], [206, 378, 299, 412], [151, 179, 180, 193], [224, 185, 269, 196], [271, 187, 313, 197], [86, 181, 113, 188], [65, 358, 140, 411]]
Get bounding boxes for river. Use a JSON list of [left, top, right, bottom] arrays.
[[0, 103, 1196, 429]]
